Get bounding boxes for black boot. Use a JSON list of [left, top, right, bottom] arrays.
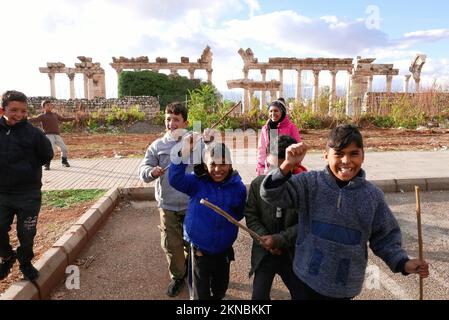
[[0, 251, 17, 280], [20, 262, 39, 281], [62, 157, 70, 167]]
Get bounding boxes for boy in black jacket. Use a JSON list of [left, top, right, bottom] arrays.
[[0, 90, 53, 281]]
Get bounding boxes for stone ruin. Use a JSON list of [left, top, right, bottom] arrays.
[[39, 57, 106, 100], [110, 46, 213, 82], [229, 48, 426, 116]]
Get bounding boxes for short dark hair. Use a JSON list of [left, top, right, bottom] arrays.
[[41, 99, 52, 108], [205, 143, 232, 165], [165, 101, 188, 121], [267, 135, 297, 159], [327, 124, 363, 151], [1, 90, 28, 110]]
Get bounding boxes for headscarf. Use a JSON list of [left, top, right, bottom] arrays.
[[268, 99, 287, 130]]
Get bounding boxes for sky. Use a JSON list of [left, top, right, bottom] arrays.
[[1, 0, 449, 99]]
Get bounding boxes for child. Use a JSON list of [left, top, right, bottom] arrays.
[[168, 138, 247, 300], [0, 90, 53, 281], [29, 100, 75, 170], [261, 124, 429, 299], [139, 101, 192, 297], [257, 99, 302, 176], [245, 135, 306, 300]]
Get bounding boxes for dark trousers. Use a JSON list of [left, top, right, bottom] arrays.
[[0, 190, 41, 265], [295, 276, 352, 300], [252, 253, 303, 300], [188, 246, 234, 300]]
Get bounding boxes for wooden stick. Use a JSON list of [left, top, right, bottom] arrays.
[[200, 198, 262, 242], [415, 185, 424, 300], [210, 101, 242, 130]]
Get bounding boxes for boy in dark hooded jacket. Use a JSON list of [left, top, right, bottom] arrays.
[[0, 90, 53, 282]]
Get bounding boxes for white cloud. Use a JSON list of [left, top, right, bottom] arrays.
[[0, 2, 448, 99]]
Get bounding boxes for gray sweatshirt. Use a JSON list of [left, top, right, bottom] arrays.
[[261, 167, 408, 298], [139, 131, 192, 211]]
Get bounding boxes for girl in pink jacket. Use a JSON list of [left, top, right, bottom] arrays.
[[257, 99, 303, 176]]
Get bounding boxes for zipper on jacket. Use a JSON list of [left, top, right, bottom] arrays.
[[337, 190, 342, 209]]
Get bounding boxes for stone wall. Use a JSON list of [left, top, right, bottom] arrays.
[[27, 96, 160, 120]]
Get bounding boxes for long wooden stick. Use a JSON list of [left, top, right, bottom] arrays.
[[200, 198, 262, 242], [210, 101, 242, 130], [415, 185, 424, 300]]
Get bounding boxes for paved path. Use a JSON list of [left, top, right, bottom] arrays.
[[42, 150, 449, 190]]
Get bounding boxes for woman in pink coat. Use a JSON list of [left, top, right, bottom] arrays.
[[257, 99, 303, 176]]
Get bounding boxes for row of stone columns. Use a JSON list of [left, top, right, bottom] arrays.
[[47, 72, 94, 99]]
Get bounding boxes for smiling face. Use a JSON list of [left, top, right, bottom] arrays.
[[165, 112, 188, 132], [269, 106, 282, 122], [205, 157, 232, 183], [4, 101, 28, 126], [325, 142, 364, 181]]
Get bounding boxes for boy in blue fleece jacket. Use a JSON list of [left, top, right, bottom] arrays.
[[261, 124, 429, 299], [169, 135, 246, 300]]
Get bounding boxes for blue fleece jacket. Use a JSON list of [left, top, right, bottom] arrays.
[[261, 167, 409, 298], [169, 162, 247, 255]]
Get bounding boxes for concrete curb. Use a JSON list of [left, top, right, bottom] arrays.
[[1, 178, 448, 300], [0, 188, 120, 300]]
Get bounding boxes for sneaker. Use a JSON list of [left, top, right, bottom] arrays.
[[166, 278, 185, 297], [0, 252, 17, 280], [20, 263, 39, 281], [61, 158, 70, 168]]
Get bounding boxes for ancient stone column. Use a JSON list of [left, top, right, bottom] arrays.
[[83, 74, 89, 99], [367, 75, 373, 92], [88, 75, 95, 99], [295, 68, 302, 102], [279, 69, 284, 98], [403, 75, 411, 93], [329, 70, 338, 114], [248, 89, 255, 111], [312, 69, 320, 113], [386, 75, 393, 94], [170, 68, 178, 75], [270, 90, 277, 102], [207, 69, 213, 82], [243, 69, 250, 112], [67, 73, 76, 99], [260, 69, 267, 108], [415, 77, 421, 93], [188, 68, 195, 80], [48, 73, 56, 98], [346, 72, 354, 116]]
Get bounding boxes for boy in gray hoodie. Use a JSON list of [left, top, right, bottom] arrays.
[[139, 102, 192, 297], [261, 124, 429, 299]]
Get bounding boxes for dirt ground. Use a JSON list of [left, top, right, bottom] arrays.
[[0, 201, 96, 295], [61, 128, 449, 159]]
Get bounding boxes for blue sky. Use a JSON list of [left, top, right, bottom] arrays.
[[0, 0, 448, 99]]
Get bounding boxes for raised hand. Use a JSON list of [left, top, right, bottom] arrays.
[[280, 142, 308, 175], [203, 128, 216, 143]]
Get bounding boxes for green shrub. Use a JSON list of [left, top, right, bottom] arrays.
[[118, 70, 201, 108]]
